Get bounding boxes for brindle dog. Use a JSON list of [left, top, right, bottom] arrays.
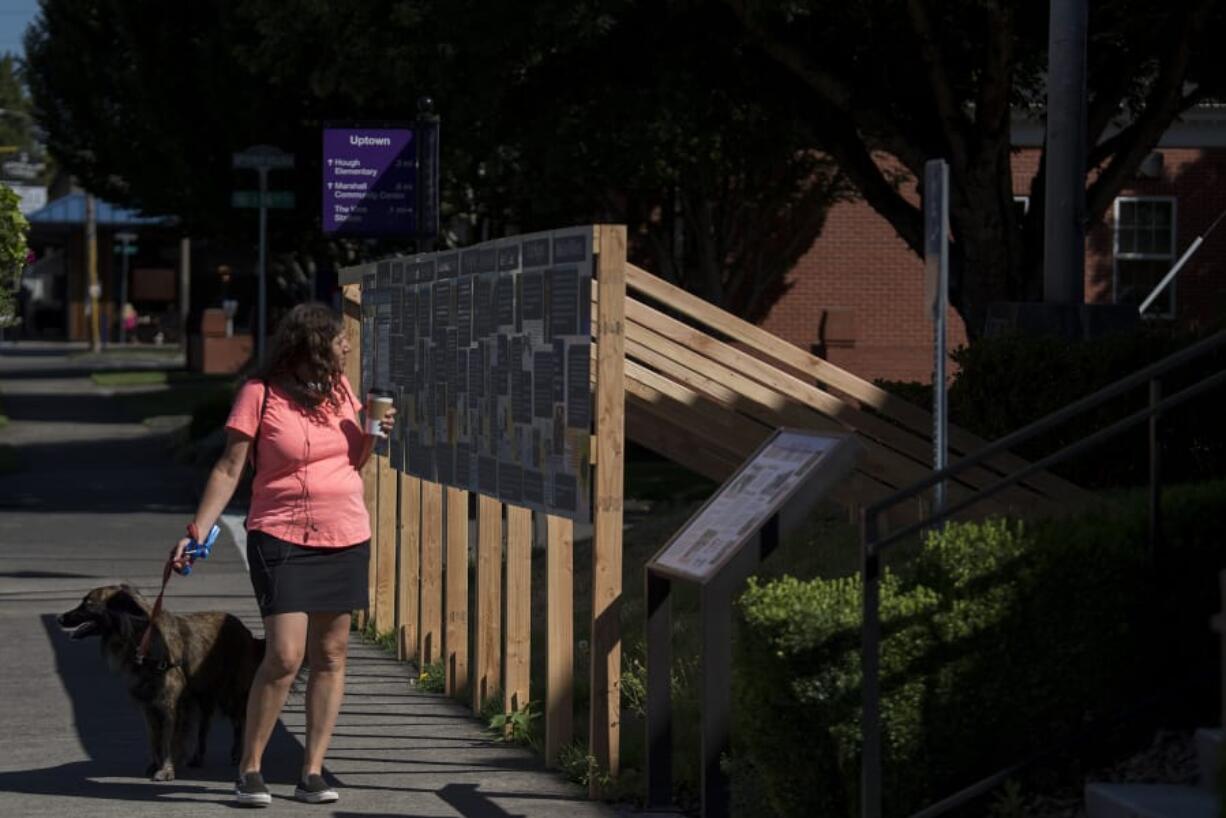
[[57, 585, 264, 780]]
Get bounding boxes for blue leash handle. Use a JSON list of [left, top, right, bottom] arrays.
[[181, 524, 220, 575]]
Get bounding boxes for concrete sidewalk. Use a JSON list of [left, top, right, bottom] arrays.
[[0, 344, 616, 817]]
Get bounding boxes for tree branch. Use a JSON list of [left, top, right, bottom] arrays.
[[905, 0, 972, 173], [815, 107, 925, 256], [1086, 0, 1214, 224], [975, 0, 1014, 140]]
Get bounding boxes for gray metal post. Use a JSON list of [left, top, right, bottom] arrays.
[[645, 570, 673, 808], [1149, 379, 1162, 561], [1043, 0, 1088, 305], [924, 160, 950, 513], [257, 167, 268, 363], [861, 510, 882, 818]]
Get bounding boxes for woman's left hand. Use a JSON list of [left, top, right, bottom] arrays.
[[378, 406, 397, 437]]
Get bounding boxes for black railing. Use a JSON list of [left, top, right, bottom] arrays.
[[858, 328, 1226, 818]]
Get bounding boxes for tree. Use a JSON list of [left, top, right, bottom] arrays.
[[718, 0, 1226, 334], [0, 184, 29, 328], [26, 0, 846, 319]]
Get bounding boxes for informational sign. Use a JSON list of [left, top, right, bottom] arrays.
[[350, 226, 594, 522], [649, 430, 858, 583], [322, 127, 416, 237]]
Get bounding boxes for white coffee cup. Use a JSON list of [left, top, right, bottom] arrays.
[[366, 390, 395, 437]]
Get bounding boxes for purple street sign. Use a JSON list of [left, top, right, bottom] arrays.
[[322, 127, 417, 236]]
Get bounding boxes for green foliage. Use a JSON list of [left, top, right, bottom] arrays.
[[734, 482, 1226, 817], [360, 619, 398, 654], [0, 184, 28, 329], [987, 779, 1027, 818], [487, 699, 540, 746], [416, 659, 446, 694], [558, 741, 612, 793]]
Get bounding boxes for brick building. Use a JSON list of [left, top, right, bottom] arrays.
[[759, 108, 1226, 383]]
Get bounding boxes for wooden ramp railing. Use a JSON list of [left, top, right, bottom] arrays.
[[614, 262, 1088, 519], [340, 227, 1086, 804]]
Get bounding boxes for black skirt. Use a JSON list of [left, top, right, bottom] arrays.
[[247, 530, 369, 617]]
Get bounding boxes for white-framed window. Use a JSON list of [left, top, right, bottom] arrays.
[[1113, 196, 1176, 317]]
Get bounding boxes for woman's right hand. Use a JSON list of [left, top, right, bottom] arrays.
[[169, 537, 192, 574]]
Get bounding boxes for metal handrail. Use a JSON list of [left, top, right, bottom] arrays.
[[859, 328, 1226, 818], [866, 327, 1226, 523]]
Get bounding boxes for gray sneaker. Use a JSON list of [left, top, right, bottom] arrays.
[[235, 771, 272, 807], [294, 773, 338, 804]]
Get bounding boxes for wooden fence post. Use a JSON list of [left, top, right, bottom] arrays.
[[375, 455, 397, 632], [505, 506, 533, 721], [590, 224, 627, 791], [398, 474, 422, 661], [546, 514, 574, 766], [445, 487, 470, 698], [474, 495, 503, 713], [419, 480, 444, 665]]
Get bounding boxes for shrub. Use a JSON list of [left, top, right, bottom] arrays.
[[733, 482, 1226, 817]]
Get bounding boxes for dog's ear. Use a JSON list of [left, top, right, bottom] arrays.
[[106, 589, 148, 621], [118, 583, 146, 602]]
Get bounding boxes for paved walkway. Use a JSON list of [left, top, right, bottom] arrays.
[[0, 343, 616, 817]]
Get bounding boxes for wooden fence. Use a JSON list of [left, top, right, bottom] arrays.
[[340, 223, 1080, 796]]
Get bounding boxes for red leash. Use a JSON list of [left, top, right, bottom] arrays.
[[136, 523, 197, 665]]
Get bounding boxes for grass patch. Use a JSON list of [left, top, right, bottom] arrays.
[[91, 370, 169, 387]]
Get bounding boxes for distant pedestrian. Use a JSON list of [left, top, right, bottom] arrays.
[[170, 302, 394, 806]]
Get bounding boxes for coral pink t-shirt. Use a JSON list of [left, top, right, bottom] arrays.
[[225, 375, 370, 548]]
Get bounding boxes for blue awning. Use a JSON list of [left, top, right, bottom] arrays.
[[26, 192, 175, 227]]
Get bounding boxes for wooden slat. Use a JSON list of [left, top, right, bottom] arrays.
[[590, 225, 626, 789], [623, 295, 1045, 509], [622, 325, 1015, 515], [473, 495, 503, 713], [419, 480, 443, 665], [504, 505, 533, 720], [625, 402, 746, 483], [545, 514, 574, 767], [444, 487, 470, 699], [624, 263, 1087, 503], [375, 455, 397, 632], [397, 474, 421, 662], [361, 446, 378, 625]]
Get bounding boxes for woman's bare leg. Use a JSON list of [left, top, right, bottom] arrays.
[[301, 611, 351, 778], [239, 612, 307, 774]]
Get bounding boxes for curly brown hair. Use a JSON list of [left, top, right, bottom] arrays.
[[253, 302, 347, 412]]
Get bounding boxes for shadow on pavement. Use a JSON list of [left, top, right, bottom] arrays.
[[0, 615, 305, 804]]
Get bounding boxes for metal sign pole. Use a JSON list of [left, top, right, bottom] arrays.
[[924, 159, 950, 514]]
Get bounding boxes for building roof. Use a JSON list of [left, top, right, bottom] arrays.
[[25, 192, 175, 227]]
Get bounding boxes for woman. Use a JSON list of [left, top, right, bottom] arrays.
[[170, 303, 394, 806]]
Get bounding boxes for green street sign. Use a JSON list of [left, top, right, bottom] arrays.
[[231, 190, 295, 209], [112, 244, 138, 255]]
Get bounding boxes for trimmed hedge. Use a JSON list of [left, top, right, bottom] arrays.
[[877, 325, 1226, 488], [733, 481, 1226, 817]]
